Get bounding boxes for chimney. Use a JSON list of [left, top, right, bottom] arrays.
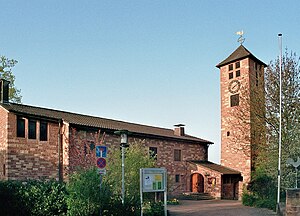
[[0, 79, 10, 103], [174, 124, 185, 136]]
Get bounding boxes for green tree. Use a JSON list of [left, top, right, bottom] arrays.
[[66, 139, 157, 215], [0, 55, 22, 103], [106, 140, 156, 215], [257, 50, 300, 189]]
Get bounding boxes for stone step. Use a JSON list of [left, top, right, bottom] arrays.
[[178, 193, 214, 200]]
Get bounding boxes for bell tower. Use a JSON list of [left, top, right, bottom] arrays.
[[216, 45, 267, 190]]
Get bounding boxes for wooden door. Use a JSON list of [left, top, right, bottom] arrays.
[[191, 173, 204, 193]]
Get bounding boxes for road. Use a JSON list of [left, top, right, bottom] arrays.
[[168, 200, 277, 216]]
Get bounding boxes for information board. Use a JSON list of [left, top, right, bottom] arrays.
[[141, 168, 166, 192]]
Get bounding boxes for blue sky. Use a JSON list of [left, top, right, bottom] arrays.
[[1, 1, 300, 163]]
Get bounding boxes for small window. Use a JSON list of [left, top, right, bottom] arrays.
[[28, 119, 36, 139], [174, 149, 181, 161], [149, 147, 158, 160], [17, 116, 25, 137], [229, 72, 233, 79], [228, 64, 233, 71], [236, 70, 240, 77], [175, 174, 180, 183], [235, 61, 240, 68], [39, 121, 48, 141], [227, 131, 230, 136], [230, 94, 240, 107]]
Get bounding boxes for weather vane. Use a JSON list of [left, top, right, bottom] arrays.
[[236, 30, 245, 45]]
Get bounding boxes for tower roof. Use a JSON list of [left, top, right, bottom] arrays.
[[216, 45, 267, 68]]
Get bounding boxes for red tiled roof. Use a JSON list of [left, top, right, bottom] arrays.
[[216, 45, 267, 68], [188, 160, 241, 175], [1, 102, 213, 144]]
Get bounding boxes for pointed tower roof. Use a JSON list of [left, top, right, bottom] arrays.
[[216, 45, 267, 68]]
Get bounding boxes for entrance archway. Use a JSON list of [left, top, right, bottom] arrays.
[[191, 173, 204, 193]]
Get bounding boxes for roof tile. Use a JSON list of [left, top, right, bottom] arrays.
[[1, 103, 213, 144]]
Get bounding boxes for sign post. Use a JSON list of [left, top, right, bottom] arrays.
[[96, 146, 107, 216], [140, 168, 167, 216]]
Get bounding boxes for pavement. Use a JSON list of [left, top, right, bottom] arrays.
[[168, 200, 277, 216]]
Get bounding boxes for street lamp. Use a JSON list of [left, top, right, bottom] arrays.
[[114, 130, 130, 205]]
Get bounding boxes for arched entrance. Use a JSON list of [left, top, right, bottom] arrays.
[[191, 173, 204, 193]]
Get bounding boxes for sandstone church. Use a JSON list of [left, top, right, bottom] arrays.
[[0, 44, 266, 199]]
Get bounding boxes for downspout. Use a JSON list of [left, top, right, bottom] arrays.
[[58, 120, 62, 182]]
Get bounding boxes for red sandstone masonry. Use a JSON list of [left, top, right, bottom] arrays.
[[0, 107, 8, 180], [1, 109, 208, 196], [6, 112, 59, 180]]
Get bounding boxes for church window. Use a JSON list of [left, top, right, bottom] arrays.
[[149, 147, 158, 160], [230, 94, 240, 107], [229, 72, 233, 79], [17, 116, 25, 137], [174, 149, 181, 161], [228, 64, 233, 71], [28, 119, 36, 139], [40, 121, 48, 141], [175, 174, 180, 183]]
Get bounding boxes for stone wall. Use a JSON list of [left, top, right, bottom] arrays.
[[286, 189, 300, 216], [5, 112, 59, 180], [0, 107, 8, 180], [67, 127, 208, 194], [2, 113, 208, 196]]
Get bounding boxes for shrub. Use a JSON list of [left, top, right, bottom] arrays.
[[242, 190, 257, 207], [0, 180, 67, 216], [0, 180, 28, 216], [66, 167, 113, 216], [242, 168, 277, 210], [143, 201, 165, 216], [22, 180, 67, 216]]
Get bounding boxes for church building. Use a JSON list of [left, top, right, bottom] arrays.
[[0, 43, 266, 199]]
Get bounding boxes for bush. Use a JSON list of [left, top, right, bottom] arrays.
[[242, 168, 277, 211], [242, 191, 257, 207], [143, 201, 165, 216], [66, 167, 113, 216], [0, 180, 67, 216], [0, 180, 28, 215]]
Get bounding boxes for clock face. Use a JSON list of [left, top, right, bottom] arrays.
[[228, 80, 241, 94]]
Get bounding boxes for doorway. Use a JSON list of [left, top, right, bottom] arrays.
[[191, 173, 204, 193]]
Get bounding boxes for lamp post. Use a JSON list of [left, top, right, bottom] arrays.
[[114, 130, 129, 205], [277, 33, 283, 213]]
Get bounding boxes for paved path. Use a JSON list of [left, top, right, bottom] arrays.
[[168, 200, 277, 216]]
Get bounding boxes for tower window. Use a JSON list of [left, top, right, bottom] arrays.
[[229, 64, 233, 71], [236, 70, 240, 77], [175, 174, 180, 183], [229, 72, 233, 79], [230, 94, 240, 107], [235, 61, 240, 68]]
